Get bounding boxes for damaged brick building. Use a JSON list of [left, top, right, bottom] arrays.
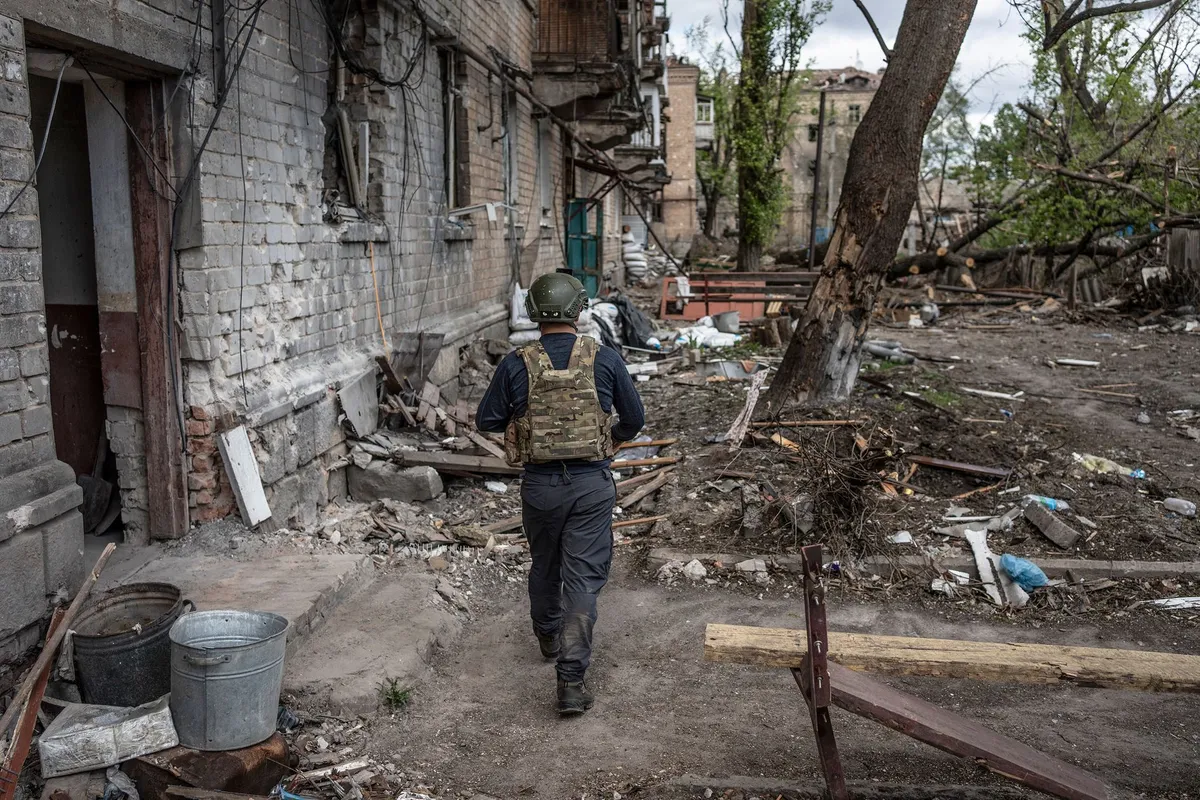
[[0, 0, 669, 667]]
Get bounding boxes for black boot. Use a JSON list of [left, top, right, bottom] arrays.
[[536, 631, 560, 660], [556, 679, 594, 716]]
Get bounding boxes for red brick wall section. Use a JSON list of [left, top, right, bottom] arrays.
[[186, 406, 235, 522]]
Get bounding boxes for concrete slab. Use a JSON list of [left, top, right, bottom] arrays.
[[285, 566, 462, 715], [99, 548, 375, 652]]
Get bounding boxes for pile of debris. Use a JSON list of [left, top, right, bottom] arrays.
[[622, 229, 679, 288]]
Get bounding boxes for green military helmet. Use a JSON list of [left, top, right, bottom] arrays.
[[525, 272, 588, 322]]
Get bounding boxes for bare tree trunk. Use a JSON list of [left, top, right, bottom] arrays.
[[702, 198, 719, 238], [737, 237, 763, 271], [763, 0, 977, 410]]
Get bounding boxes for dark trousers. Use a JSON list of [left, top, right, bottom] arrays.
[[521, 468, 616, 683]]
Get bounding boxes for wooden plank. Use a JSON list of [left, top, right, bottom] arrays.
[[703, 624, 1200, 693], [216, 426, 273, 527], [619, 468, 672, 509], [750, 419, 865, 428], [419, 382, 440, 432], [907, 455, 1011, 479], [610, 456, 680, 468], [128, 82, 186, 542], [1024, 502, 1082, 549], [964, 528, 1004, 606], [824, 662, 1110, 800], [0, 544, 116, 736], [617, 438, 679, 449], [0, 609, 65, 800], [724, 370, 768, 451], [484, 514, 524, 534], [615, 465, 675, 492], [434, 406, 456, 436], [466, 429, 508, 460], [395, 450, 522, 476], [337, 370, 379, 438], [167, 788, 270, 800], [376, 355, 404, 393], [612, 515, 667, 529]]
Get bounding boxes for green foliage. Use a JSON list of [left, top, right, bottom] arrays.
[[378, 676, 412, 710], [686, 21, 738, 234], [732, 0, 830, 250], [938, 3, 1200, 258]]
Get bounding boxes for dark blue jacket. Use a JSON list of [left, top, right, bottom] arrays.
[[475, 333, 646, 474]]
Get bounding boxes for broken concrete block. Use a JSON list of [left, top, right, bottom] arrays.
[[682, 559, 707, 580], [348, 461, 444, 503], [734, 558, 767, 573], [436, 578, 469, 612]]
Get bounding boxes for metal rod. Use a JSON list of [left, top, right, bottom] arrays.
[[807, 90, 827, 271]]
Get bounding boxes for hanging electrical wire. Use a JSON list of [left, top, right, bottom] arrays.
[[0, 55, 70, 220]]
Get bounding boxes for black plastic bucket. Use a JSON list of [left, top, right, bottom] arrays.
[[72, 582, 192, 707]]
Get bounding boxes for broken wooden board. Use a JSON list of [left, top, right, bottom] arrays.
[[724, 369, 768, 451], [822, 662, 1110, 800], [433, 406, 456, 436], [619, 468, 673, 510], [610, 456, 680, 469], [703, 624, 1200, 693], [466, 429, 507, 460], [216, 426, 272, 527], [376, 355, 404, 394], [1024, 502, 1082, 549], [908, 455, 1011, 479], [336, 370, 379, 438], [964, 528, 1006, 607], [395, 450, 522, 476], [418, 382, 440, 432]]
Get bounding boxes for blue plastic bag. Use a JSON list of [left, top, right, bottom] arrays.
[[1000, 554, 1049, 592]]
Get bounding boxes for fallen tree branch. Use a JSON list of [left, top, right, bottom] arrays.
[[1035, 163, 1167, 211]]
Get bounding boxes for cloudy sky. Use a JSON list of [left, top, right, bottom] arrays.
[[669, 0, 1036, 127]]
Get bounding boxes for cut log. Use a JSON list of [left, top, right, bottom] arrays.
[[1024, 502, 1082, 550], [808, 662, 1111, 800], [612, 515, 668, 530], [703, 623, 1200, 693]]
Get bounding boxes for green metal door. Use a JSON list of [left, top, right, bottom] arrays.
[[565, 199, 603, 298]]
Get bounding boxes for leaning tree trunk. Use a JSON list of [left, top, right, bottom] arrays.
[[762, 0, 977, 410], [734, 0, 765, 273]]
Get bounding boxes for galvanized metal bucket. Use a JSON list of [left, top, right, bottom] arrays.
[[168, 610, 289, 751]]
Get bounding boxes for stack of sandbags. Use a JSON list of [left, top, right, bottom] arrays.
[[508, 283, 540, 346], [623, 231, 649, 283]]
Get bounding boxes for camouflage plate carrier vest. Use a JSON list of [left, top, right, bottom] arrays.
[[504, 337, 614, 466]]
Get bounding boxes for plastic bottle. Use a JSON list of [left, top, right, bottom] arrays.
[[1025, 495, 1071, 512], [1164, 498, 1197, 518]]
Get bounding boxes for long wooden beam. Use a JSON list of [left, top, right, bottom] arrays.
[[796, 663, 1111, 800], [704, 624, 1200, 693]]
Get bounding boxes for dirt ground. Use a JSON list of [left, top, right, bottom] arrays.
[[342, 558, 1200, 800], [253, 310, 1200, 800]]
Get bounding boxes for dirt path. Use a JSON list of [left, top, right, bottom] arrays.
[[365, 553, 1200, 800]]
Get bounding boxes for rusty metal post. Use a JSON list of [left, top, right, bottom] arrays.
[[793, 543, 848, 799]]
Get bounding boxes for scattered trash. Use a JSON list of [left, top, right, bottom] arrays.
[[484, 481, 508, 494], [888, 531, 913, 545], [1056, 358, 1100, 368], [1137, 597, 1200, 610], [1024, 495, 1071, 512], [930, 570, 971, 597], [962, 387, 1025, 401], [712, 310, 740, 334], [920, 302, 940, 324], [276, 706, 300, 733], [1073, 452, 1146, 479], [103, 766, 140, 800], [1000, 554, 1050, 592], [1164, 498, 1197, 518]]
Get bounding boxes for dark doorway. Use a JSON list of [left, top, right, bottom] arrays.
[[31, 76, 107, 479]]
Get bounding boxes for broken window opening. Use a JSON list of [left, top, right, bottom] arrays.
[[537, 117, 553, 226], [501, 86, 519, 215], [808, 124, 819, 142], [848, 104, 862, 124]]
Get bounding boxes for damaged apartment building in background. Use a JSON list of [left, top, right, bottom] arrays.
[[0, 0, 670, 668]]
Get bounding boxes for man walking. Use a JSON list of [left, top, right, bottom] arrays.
[[476, 272, 645, 715]]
